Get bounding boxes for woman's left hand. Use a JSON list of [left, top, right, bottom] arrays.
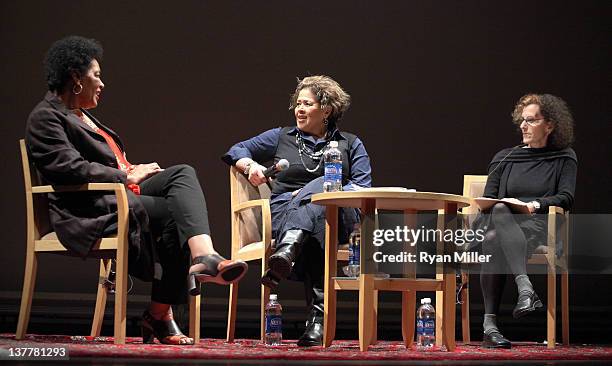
[[127, 163, 164, 185]]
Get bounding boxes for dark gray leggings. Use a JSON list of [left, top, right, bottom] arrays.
[[480, 202, 528, 314]]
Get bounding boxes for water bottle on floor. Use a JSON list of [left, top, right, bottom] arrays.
[[323, 140, 342, 192], [264, 294, 282, 346], [343, 224, 360, 277], [416, 297, 435, 349]]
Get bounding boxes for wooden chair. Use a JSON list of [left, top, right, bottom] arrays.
[[226, 166, 350, 342], [460, 175, 570, 348], [15, 139, 201, 345]]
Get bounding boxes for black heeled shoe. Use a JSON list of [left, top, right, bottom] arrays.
[[187, 254, 248, 296], [141, 310, 194, 345], [482, 331, 512, 349], [512, 291, 543, 319]]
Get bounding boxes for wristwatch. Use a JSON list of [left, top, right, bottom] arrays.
[[243, 162, 254, 175], [531, 201, 541, 211]]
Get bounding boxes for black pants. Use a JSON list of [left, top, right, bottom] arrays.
[[138, 164, 211, 305]]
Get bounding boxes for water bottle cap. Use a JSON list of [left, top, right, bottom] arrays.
[[270, 294, 277, 300], [422, 297, 431, 304], [329, 140, 338, 148]]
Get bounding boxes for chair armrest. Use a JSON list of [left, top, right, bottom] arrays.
[[233, 198, 271, 214], [31, 183, 126, 194], [548, 206, 565, 215], [31, 183, 129, 239]]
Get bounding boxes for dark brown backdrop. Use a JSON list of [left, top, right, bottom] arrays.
[[1, 1, 610, 341]]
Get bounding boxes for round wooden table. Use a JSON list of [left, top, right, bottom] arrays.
[[312, 189, 471, 351]]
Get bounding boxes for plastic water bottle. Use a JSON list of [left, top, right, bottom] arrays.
[[323, 140, 342, 192], [416, 298, 435, 349], [264, 294, 282, 346], [343, 224, 360, 277]]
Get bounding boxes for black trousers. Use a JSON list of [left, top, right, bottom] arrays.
[[138, 164, 211, 305]]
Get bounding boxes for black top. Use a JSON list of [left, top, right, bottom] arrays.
[[271, 127, 355, 195], [483, 146, 578, 213]]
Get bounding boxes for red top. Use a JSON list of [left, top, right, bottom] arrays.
[[78, 113, 141, 195]]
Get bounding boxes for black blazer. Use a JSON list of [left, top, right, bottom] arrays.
[[25, 92, 156, 280]]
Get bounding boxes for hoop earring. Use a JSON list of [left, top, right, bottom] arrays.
[[72, 83, 83, 95], [323, 118, 329, 126]]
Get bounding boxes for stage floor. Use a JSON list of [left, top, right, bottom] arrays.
[[2, 334, 612, 365]]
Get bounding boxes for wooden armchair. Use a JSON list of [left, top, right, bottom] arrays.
[[15, 139, 201, 344], [226, 167, 350, 342], [460, 175, 569, 348]]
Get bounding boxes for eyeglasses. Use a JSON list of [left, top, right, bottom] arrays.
[[515, 117, 546, 126]]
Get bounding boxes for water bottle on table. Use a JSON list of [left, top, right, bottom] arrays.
[[343, 224, 361, 277], [323, 140, 342, 192], [264, 294, 282, 346], [416, 297, 435, 349]]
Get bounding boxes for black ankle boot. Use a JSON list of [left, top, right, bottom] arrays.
[[297, 307, 324, 347], [262, 229, 308, 289], [297, 278, 324, 347]]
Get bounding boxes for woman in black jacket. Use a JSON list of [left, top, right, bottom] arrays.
[[25, 36, 247, 345]]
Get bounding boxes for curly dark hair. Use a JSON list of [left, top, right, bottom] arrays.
[[512, 93, 575, 149], [289, 75, 351, 129], [44, 36, 103, 92]]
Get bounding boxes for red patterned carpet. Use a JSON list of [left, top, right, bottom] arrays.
[[1, 334, 612, 362]]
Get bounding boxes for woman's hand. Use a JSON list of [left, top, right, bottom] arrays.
[[127, 163, 164, 185], [247, 163, 268, 186], [500, 197, 536, 214]]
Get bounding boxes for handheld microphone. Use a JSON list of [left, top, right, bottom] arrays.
[[263, 159, 289, 178]]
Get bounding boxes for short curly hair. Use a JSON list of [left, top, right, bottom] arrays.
[[289, 75, 351, 128], [44, 36, 103, 92], [512, 93, 575, 149]]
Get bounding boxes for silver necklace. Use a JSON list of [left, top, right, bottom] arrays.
[[295, 133, 328, 173]]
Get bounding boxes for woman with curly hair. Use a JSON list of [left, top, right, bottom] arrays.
[[477, 93, 577, 348], [223, 75, 372, 346], [25, 36, 248, 345]]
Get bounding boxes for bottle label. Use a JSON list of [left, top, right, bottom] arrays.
[[423, 319, 435, 336], [349, 241, 360, 265], [324, 162, 342, 184], [416, 318, 435, 336], [265, 314, 282, 333]]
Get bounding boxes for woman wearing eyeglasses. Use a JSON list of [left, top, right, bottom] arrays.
[[477, 94, 577, 348], [222, 75, 372, 346]]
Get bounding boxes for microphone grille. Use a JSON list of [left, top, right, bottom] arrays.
[[277, 159, 290, 171]]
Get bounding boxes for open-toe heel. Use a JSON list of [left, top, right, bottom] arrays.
[[141, 323, 155, 344], [187, 273, 201, 296], [141, 310, 194, 345], [188, 254, 248, 291]]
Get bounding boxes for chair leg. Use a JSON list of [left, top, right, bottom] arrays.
[[401, 290, 416, 348], [16, 250, 37, 340], [260, 283, 270, 342], [114, 249, 128, 344], [189, 293, 201, 343], [461, 272, 471, 344], [547, 270, 557, 348], [561, 272, 569, 346], [443, 272, 457, 351], [91, 259, 111, 337], [226, 282, 238, 342]]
